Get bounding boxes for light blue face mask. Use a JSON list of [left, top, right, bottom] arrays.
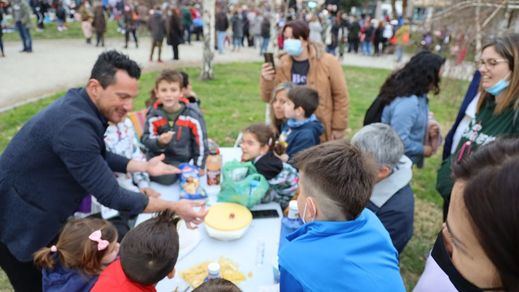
[[485, 74, 510, 96], [284, 39, 303, 57]]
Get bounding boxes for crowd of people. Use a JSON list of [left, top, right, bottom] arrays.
[[0, 4, 519, 291], [0, 0, 416, 63]]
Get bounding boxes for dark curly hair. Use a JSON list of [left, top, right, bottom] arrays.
[[377, 51, 445, 105]]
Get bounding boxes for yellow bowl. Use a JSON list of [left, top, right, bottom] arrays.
[[204, 203, 252, 240]]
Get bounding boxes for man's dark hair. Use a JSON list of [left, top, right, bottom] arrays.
[[119, 210, 180, 285], [287, 86, 319, 118], [192, 278, 241, 292], [89, 50, 141, 88], [452, 138, 519, 289], [293, 139, 377, 220]]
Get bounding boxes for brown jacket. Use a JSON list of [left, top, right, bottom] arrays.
[[260, 42, 349, 141]]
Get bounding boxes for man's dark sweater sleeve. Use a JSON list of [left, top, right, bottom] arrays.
[[105, 151, 130, 173], [53, 118, 148, 215]]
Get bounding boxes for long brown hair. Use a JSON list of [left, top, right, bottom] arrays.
[[33, 218, 117, 276], [269, 82, 294, 133], [478, 33, 519, 114]]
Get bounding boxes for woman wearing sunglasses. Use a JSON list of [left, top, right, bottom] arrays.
[[436, 33, 519, 219]]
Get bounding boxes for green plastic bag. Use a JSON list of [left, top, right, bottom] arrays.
[[218, 160, 269, 208]]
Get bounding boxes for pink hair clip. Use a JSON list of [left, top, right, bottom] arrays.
[[50, 245, 57, 253], [88, 230, 110, 251]]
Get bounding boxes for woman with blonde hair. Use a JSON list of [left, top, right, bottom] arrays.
[[268, 82, 295, 134], [437, 33, 519, 218]]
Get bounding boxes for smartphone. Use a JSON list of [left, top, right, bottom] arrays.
[[251, 209, 280, 219], [264, 52, 276, 72]]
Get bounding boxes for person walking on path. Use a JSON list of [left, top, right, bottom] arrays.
[[231, 8, 243, 52], [167, 7, 183, 60], [123, 4, 138, 49], [0, 4, 5, 57], [12, 0, 33, 53], [92, 2, 106, 47], [181, 5, 192, 45], [79, 0, 93, 44], [0, 50, 207, 292], [215, 5, 229, 54], [147, 6, 166, 62]]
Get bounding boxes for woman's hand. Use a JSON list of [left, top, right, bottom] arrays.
[[261, 63, 276, 81]]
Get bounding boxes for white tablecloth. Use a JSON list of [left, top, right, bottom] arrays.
[[135, 148, 282, 292]]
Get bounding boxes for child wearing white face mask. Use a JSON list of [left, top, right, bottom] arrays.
[[278, 140, 405, 291]]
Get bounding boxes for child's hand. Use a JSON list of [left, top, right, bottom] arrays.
[[158, 131, 174, 146]]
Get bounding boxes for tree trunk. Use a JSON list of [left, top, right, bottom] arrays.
[[475, 0, 481, 55], [391, 0, 397, 19], [201, 0, 215, 80], [402, 0, 408, 18]]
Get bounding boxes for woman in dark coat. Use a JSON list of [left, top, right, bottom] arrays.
[[167, 8, 183, 60], [148, 6, 166, 62], [92, 3, 106, 47]]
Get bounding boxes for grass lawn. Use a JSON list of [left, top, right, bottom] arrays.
[[0, 62, 468, 291], [2, 19, 142, 42]]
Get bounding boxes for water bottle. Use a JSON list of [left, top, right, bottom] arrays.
[[205, 139, 222, 205], [278, 200, 303, 253], [204, 262, 220, 282]]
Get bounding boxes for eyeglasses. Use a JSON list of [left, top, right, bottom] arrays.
[[475, 58, 508, 69]]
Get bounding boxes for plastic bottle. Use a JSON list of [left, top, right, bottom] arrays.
[[204, 262, 220, 282], [205, 140, 222, 205], [278, 200, 304, 253], [206, 140, 222, 187]]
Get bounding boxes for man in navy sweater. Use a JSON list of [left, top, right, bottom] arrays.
[[0, 51, 207, 291]]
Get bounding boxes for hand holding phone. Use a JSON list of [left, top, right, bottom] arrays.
[[264, 52, 276, 72]]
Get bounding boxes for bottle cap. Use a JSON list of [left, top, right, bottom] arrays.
[[287, 200, 299, 219], [208, 262, 220, 275]]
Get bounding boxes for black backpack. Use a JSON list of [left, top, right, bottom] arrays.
[[363, 96, 386, 126]]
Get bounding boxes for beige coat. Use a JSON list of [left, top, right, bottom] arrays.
[[260, 42, 349, 141]]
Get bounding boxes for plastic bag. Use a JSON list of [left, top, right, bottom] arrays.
[[218, 161, 269, 208], [179, 163, 207, 200]]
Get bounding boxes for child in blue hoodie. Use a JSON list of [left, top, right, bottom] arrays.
[[33, 218, 120, 292], [279, 140, 405, 291], [280, 86, 324, 161]]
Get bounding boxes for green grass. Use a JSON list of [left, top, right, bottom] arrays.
[[2, 19, 144, 42], [0, 62, 468, 290]]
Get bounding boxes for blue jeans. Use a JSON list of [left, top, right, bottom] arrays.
[[16, 21, 32, 52], [233, 36, 242, 49], [260, 37, 269, 55], [362, 40, 371, 55], [217, 31, 226, 53], [395, 45, 404, 62]]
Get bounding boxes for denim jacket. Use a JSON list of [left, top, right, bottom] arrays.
[[382, 95, 428, 166]]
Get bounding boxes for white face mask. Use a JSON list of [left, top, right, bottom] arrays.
[[301, 199, 315, 224]]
